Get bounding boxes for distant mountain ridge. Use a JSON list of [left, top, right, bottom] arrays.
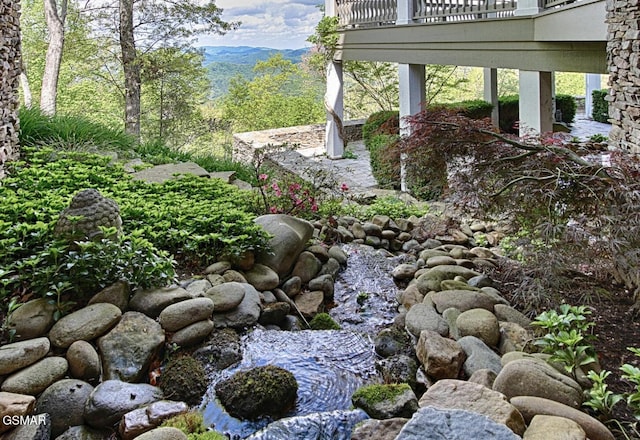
[[199, 46, 309, 66], [199, 46, 311, 99]]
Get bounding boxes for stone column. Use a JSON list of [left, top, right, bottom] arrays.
[[606, 0, 638, 153], [0, 0, 21, 179], [483, 68, 499, 127], [518, 70, 554, 135]]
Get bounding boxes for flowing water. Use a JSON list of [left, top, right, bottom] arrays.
[[202, 244, 403, 439]]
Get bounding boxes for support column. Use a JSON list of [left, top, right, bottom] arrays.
[[514, 0, 543, 16], [518, 70, 553, 135], [483, 68, 499, 128], [584, 74, 602, 119], [325, 60, 344, 159], [399, 64, 426, 192], [324, 0, 344, 158]]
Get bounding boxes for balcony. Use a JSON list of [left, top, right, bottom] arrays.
[[330, 0, 607, 73]]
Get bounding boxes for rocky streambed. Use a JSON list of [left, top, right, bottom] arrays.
[[0, 210, 618, 440]]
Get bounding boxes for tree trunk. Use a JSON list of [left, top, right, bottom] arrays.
[[119, 0, 140, 142], [41, 0, 67, 116], [20, 59, 32, 108]]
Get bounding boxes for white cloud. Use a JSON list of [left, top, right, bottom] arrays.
[[196, 0, 323, 49]]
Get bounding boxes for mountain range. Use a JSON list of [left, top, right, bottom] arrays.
[[198, 46, 311, 99]]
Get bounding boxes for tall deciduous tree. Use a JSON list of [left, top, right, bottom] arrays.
[[104, 0, 239, 142], [41, 0, 67, 115]]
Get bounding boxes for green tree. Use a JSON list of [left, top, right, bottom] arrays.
[[220, 54, 324, 132], [140, 47, 211, 147]]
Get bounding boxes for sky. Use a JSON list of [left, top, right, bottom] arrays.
[[196, 0, 324, 50]]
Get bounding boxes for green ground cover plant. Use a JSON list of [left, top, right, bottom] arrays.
[[0, 146, 269, 315]]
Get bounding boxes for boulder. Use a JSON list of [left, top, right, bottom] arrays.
[[294, 290, 325, 318], [396, 406, 520, 440], [98, 311, 165, 383], [184, 279, 211, 298], [350, 418, 408, 440], [415, 330, 465, 380], [499, 321, 532, 354], [88, 280, 130, 312], [244, 263, 280, 291], [48, 303, 122, 348], [133, 427, 188, 440], [415, 265, 481, 293], [405, 303, 449, 338], [223, 269, 247, 283], [458, 335, 503, 376], [55, 425, 109, 440], [1, 413, 51, 440], [119, 400, 188, 440], [418, 379, 526, 436], [258, 302, 291, 326], [129, 286, 191, 318], [523, 414, 586, 439], [5, 298, 56, 340], [328, 246, 347, 265], [158, 297, 214, 332], [425, 255, 457, 268], [212, 283, 261, 329], [205, 261, 232, 275], [376, 355, 419, 391], [308, 274, 335, 300], [493, 359, 583, 408], [204, 281, 246, 311], [281, 276, 302, 297], [319, 258, 341, 279], [84, 380, 164, 429], [291, 251, 323, 283], [352, 383, 418, 419], [0, 392, 36, 434], [169, 319, 214, 347], [510, 396, 614, 440], [66, 340, 101, 382], [392, 264, 419, 281], [34, 379, 94, 437], [255, 214, 314, 277], [468, 368, 498, 389], [494, 304, 532, 328], [215, 365, 298, 420], [1, 357, 68, 395], [431, 290, 497, 313], [0, 337, 50, 375], [456, 308, 500, 347]]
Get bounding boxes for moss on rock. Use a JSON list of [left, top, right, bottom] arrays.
[[352, 383, 412, 406], [159, 356, 208, 406], [214, 365, 298, 420], [309, 313, 341, 330]]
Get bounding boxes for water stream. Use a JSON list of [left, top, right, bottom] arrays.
[[201, 244, 403, 439]]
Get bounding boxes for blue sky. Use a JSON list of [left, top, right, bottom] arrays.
[[196, 0, 324, 50]]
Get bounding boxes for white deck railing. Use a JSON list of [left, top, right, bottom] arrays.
[[336, 0, 580, 26]]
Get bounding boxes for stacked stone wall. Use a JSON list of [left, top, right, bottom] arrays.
[[606, 0, 640, 154], [0, 0, 21, 178]]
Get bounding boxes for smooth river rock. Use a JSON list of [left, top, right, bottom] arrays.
[[5, 298, 57, 340], [405, 304, 449, 338], [49, 303, 122, 348], [0, 337, 50, 375], [66, 340, 101, 381], [158, 297, 214, 332], [34, 379, 94, 437], [204, 281, 246, 312], [212, 283, 261, 328], [98, 311, 165, 383], [1, 356, 68, 395], [129, 286, 191, 318]]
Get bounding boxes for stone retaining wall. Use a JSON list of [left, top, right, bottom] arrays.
[[0, 0, 21, 179], [233, 119, 365, 164], [607, 0, 640, 154]]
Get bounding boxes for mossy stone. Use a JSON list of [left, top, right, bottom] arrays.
[[159, 356, 208, 406]]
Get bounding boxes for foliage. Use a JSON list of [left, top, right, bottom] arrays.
[[159, 355, 208, 406], [555, 94, 577, 124], [368, 134, 401, 190], [621, 347, 640, 419], [583, 370, 623, 417], [363, 111, 399, 146], [443, 100, 494, 120], [340, 196, 428, 222], [162, 411, 207, 434], [220, 54, 324, 132], [394, 108, 640, 305], [0, 146, 269, 311], [532, 305, 597, 375], [592, 89, 610, 123], [309, 313, 341, 330], [352, 383, 412, 405], [19, 107, 135, 153]]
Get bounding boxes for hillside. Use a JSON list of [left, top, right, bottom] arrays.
[[200, 46, 311, 99]]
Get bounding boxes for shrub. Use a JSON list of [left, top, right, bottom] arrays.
[[442, 99, 494, 120], [368, 134, 400, 189], [592, 89, 609, 123], [159, 356, 208, 406], [362, 111, 399, 146], [555, 94, 577, 124]]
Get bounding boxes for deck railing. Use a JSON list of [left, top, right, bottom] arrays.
[[336, 0, 581, 26]]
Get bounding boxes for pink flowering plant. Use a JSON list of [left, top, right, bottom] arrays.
[[258, 172, 320, 216]]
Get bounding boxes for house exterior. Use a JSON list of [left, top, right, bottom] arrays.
[[0, 0, 21, 179], [324, 0, 639, 156]]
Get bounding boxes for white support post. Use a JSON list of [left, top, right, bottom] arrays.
[[399, 64, 426, 192], [518, 70, 554, 135], [397, 0, 415, 24], [514, 0, 543, 16], [325, 61, 344, 159], [324, 0, 344, 158], [483, 68, 499, 128], [585, 74, 602, 119]]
